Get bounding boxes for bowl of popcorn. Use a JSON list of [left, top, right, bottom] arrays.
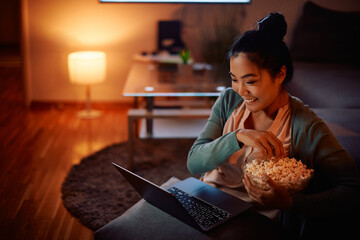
[[242, 157, 314, 194]]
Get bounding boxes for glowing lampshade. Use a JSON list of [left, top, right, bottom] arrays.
[[68, 51, 107, 119], [68, 51, 106, 85]]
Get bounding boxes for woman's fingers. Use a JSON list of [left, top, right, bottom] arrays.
[[243, 173, 292, 209], [266, 132, 284, 158], [236, 129, 284, 159], [258, 136, 274, 159], [258, 133, 284, 159], [243, 174, 267, 205], [243, 175, 259, 201]]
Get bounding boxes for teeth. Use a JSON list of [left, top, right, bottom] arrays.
[[244, 98, 257, 103]]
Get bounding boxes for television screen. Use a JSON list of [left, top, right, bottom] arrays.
[[100, 1, 250, 3]]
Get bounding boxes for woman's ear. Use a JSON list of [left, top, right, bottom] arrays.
[[276, 65, 287, 85]]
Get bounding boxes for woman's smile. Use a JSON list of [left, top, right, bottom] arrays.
[[243, 97, 258, 104]]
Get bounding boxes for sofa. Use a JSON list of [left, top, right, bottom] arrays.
[[286, 1, 360, 168]]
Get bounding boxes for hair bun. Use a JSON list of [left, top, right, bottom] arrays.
[[257, 12, 287, 40]]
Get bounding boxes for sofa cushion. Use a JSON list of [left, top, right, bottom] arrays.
[[286, 62, 360, 108], [311, 108, 360, 169], [290, 1, 360, 65]]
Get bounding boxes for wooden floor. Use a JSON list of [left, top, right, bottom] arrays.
[[0, 62, 132, 239]]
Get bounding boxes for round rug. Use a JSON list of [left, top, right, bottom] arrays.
[[61, 138, 199, 231]]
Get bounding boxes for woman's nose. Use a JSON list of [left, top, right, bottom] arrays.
[[237, 83, 249, 95]]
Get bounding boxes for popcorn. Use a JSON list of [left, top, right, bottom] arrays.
[[243, 157, 314, 194]]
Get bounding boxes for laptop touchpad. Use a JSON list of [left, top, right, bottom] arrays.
[[191, 185, 231, 205]]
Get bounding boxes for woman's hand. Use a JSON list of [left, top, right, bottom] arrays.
[[236, 129, 284, 159], [243, 174, 292, 210]]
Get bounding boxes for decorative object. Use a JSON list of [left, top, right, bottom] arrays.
[[179, 50, 191, 64], [68, 51, 107, 119], [61, 138, 198, 230]]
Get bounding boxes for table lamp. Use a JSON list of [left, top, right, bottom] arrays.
[[68, 51, 107, 119]]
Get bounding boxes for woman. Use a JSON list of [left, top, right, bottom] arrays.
[[187, 13, 360, 238]]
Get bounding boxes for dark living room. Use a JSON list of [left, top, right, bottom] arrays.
[[1, 0, 359, 239]]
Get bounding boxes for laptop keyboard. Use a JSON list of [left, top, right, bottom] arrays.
[[168, 187, 231, 228]]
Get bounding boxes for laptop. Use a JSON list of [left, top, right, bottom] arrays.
[[112, 162, 252, 232]]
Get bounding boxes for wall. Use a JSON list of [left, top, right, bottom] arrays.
[[22, 0, 184, 104], [21, 0, 360, 104]]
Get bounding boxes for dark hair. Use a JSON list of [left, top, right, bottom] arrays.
[[228, 13, 293, 84]]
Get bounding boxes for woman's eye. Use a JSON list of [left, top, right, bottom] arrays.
[[231, 79, 238, 83], [246, 80, 256, 84]]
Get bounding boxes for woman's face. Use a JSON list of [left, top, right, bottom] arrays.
[[229, 53, 285, 114]]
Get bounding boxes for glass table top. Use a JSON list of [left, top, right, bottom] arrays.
[[123, 62, 230, 97]]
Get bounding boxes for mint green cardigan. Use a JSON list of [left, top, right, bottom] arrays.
[[187, 88, 360, 218]]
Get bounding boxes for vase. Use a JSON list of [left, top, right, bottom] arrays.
[[177, 64, 193, 81]]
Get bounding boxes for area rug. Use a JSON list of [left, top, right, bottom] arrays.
[[61, 138, 200, 231]]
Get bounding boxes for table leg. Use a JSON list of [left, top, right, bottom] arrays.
[[128, 116, 134, 171], [134, 96, 138, 108], [133, 96, 139, 138], [146, 97, 154, 137]]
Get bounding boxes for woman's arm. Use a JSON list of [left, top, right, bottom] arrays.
[[187, 89, 242, 175], [290, 102, 360, 217]]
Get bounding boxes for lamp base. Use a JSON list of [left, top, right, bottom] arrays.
[[77, 109, 102, 119]]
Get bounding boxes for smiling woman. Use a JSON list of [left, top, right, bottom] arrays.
[[187, 12, 360, 239]]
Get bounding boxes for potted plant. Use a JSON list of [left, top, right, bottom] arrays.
[[180, 5, 246, 83]]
